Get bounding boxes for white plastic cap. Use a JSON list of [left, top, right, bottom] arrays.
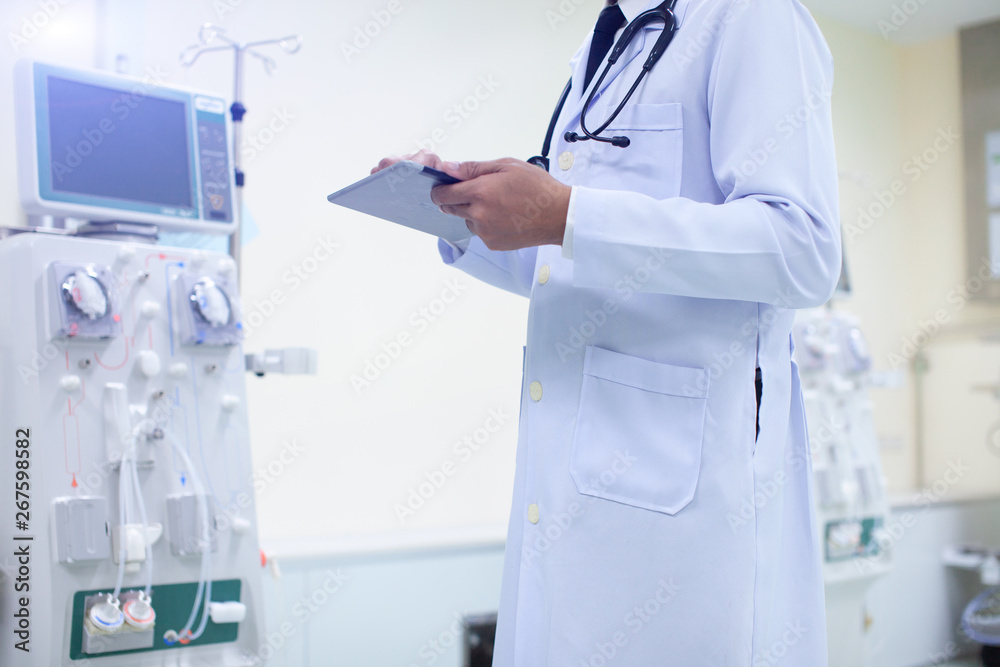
[[209, 601, 247, 625]]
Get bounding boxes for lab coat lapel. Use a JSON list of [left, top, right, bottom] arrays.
[[564, 26, 648, 130], [563, 0, 676, 134]]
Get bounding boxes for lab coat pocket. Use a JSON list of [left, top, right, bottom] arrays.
[[569, 346, 708, 516], [590, 102, 683, 199]]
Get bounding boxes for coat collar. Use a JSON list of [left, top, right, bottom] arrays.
[[615, 0, 690, 28]]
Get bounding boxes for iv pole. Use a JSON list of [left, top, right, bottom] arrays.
[[180, 24, 302, 285]]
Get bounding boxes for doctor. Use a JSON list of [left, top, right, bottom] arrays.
[[376, 0, 840, 664]]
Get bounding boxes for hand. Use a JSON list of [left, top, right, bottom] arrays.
[[431, 159, 571, 251], [370, 149, 457, 175]]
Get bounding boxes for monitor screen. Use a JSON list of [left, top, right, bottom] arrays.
[[15, 60, 236, 234], [46, 76, 194, 209]]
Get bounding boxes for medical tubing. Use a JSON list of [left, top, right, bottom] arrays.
[[112, 448, 131, 602], [164, 431, 213, 639], [128, 450, 154, 598]]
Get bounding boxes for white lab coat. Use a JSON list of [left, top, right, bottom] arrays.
[[439, 0, 840, 664]]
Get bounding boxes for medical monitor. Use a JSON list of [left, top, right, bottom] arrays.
[[14, 60, 236, 234]]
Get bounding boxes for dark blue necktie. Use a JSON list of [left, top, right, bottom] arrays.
[[584, 3, 627, 91]]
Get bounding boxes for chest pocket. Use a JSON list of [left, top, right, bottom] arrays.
[[585, 101, 684, 200], [569, 346, 708, 516]]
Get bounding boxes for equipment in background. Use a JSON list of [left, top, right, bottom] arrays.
[[792, 308, 893, 667], [463, 612, 498, 667], [0, 60, 313, 666], [180, 23, 302, 282], [14, 61, 237, 234]]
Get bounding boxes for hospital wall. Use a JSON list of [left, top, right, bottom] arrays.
[[2, 0, 1000, 643], [815, 15, 1000, 504], [253, 498, 999, 666]]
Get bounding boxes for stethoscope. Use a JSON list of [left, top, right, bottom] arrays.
[[528, 0, 679, 171]]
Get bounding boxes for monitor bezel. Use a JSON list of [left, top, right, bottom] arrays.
[[15, 59, 238, 235]]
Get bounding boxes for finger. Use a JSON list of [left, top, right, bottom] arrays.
[[404, 149, 444, 170], [432, 180, 492, 207], [438, 203, 472, 219], [372, 155, 403, 174], [442, 159, 509, 181], [430, 182, 474, 207]]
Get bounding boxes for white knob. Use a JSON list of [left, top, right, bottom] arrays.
[[138, 351, 161, 378], [221, 394, 240, 411], [123, 597, 156, 630], [169, 362, 189, 379], [117, 246, 136, 262], [209, 601, 247, 624], [60, 375, 82, 392], [88, 601, 124, 631], [140, 301, 161, 318], [218, 258, 236, 275], [232, 517, 252, 535]]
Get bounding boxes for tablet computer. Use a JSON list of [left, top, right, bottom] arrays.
[[327, 160, 471, 243]]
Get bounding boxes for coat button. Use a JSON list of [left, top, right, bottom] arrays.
[[529, 381, 543, 402], [528, 504, 540, 524], [558, 151, 574, 171], [538, 265, 550, 284]]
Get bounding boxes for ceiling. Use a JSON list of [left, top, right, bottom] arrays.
[[801, 0, 1000, 44]]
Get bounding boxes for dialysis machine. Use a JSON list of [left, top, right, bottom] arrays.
[[0, 60, 267, 665], [793, 308, 893, 667]]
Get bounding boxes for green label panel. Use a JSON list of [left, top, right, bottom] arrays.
[[70, 579, 242, 661]]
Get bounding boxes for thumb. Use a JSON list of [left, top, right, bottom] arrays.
[[441, 160, 505, 181]]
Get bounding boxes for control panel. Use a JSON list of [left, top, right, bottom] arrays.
[[195, 102, 235, 223], [0, 232, 263, 666]]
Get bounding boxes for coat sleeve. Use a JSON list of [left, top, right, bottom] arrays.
[[569, 0, 842, 309], [438, 237, 539, 298]]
